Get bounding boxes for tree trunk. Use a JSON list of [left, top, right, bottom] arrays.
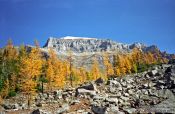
[[41, 81, 44, 94], [27, 94, 30, 108], [70, 61, 73, 87]]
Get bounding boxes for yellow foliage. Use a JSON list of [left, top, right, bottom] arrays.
[[46, 48, 65, 90], [91, 56, 101, 80], [19, 47, 43, 95], [103, 53, 114, 77], [131, 48, 143, 64], [3, 39, 18, 60], [22, 79, 37, 94], [124, 56, 132, 74], [86, 71, 94, 81], [115, 67, 121, 76], [113, 54, 132, 76], [78, 67, 87, 83], [1, 39, 171, 97], [46, 59, 54, 90]]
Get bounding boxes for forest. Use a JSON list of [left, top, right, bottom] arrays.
[[0, 39, 168, 106]]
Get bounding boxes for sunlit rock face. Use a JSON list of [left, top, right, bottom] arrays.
[[43, 36, 151, 54]]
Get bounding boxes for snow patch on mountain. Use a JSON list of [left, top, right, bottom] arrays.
[[59, 36, 97, 40]]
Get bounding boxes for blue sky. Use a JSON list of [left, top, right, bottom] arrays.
[[0, 0, 175, 53]]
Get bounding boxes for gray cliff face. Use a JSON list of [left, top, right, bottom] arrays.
[[41, 36, 162, 69], [43, 36, 151, 53]]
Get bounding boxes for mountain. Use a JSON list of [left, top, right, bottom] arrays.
[[43, 36, 155, 54], [20, 36, 173, 68], [42, 36, 171, 69]]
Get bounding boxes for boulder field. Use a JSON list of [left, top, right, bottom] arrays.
[[1, 64, 175, 114]]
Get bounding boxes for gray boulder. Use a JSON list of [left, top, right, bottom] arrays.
[[95, 77, 104, 85], [56, 104, 69, 114], [105, 97, 118, 105], [76, 88, 96, 97], [157, 89, 174, 99], [165, 66, 175, 74], [91, 106, 106, 114], [148, 69, 158, 76], [123, 108, 137, 113], [109, 80, 122, 93], [31, 109, 40, 114], [2, 103, 19, 110], [71, 99, 80, 105], [149, 95, 175, 113], [53, 90, 62, 99], [106, 105, 119, 114], [78, 82, 97, 91]]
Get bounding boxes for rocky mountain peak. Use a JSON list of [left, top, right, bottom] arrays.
[[43, 36, 150, 54]]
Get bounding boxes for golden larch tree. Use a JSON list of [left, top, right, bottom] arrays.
[[91, 55, 101, 80], [103, 53, 114, 78], [124, 55, 132, 74], [46, 48, 65, 90], [19, 44, 43, 107]]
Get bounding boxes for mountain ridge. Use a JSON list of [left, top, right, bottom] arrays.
[[43, 36, 157, 54]]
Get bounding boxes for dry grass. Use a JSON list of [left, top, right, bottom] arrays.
[[69, 98, 91, 112]]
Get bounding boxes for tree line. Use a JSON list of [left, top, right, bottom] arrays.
[[0, 39, 168, 106]]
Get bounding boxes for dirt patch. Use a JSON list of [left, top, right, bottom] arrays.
[[4, 109, 31, 114], [69, 98, 91, 112]]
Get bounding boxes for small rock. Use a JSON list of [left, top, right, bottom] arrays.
[[106, 105, 119, 113], [93, 95, 105, 101], [105, 97, 118, 105], [145, 74, 150, 78], [141, 89, 148, 95], [71, 100, 80, 105], [109, 80, 122, 92], [31, 109, 40, 114], [170, 76, 175, 84], [120, 96, 129, 101], [54, 90, 62, 99], [148, 81, 156, 88], [157, 89, 174, 99], [95, 77, 104, 85], [128, 89, 134, 95], [123, 108, 137, 113], [77, 110, 85, 113], [143, 83, 149, 88], [36, 102, 42, 107], [116, 92, 122, 97], [165, 66, 175, 73], [56, 104, 69, 114], [121, 81, 127, 87], [148, 69, 158, 76], [158, 80, 165, 84], [91, 106, 106, 114], [123, 93, 130, 97]]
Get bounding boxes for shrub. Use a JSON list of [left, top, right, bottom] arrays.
[[8, 90, 16, 97], [36, 85, 42, 92], [137, 64, 148, 73], [0, 80, 4, 92]]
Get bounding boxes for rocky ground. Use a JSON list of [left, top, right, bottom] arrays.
[[1, 63, 175, 114]]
